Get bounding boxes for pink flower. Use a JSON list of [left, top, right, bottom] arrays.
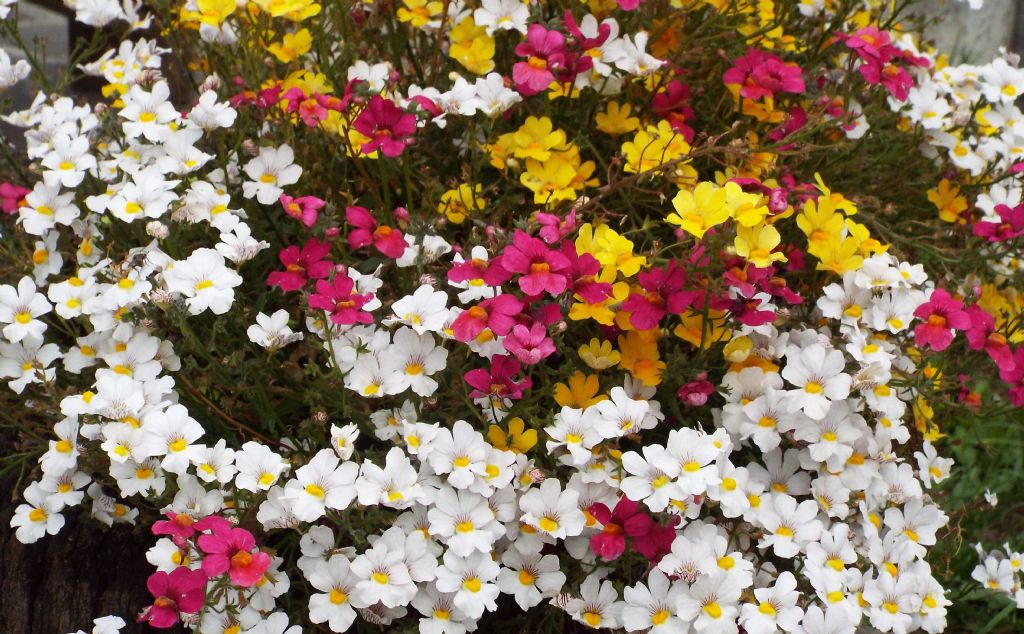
[[651, 80, 695, 141], [451, 294, 523, 342], [838, 27, 926, 102], [280, 194, 325, 228], [352, 95, 416, 157], [513, 24, 566, 96], [308, 273, 375, 326], [723, 48, 805, 100], [281, 87, 329, 127], [503, 322, 555, 365], [560, 241, 611, 305], [346, 205, 409, 259], [138, 567, 208, 628], [965, 304, 1015, 372], [464, 355, 532, 401], [196, 524, 272, 588], [0, 182, 29, 214], [973, 203, 1024, 242], [267, 238, 333, 292], [621, 260, 698, 330], [535, 209, 577, 244], [152, 512, 198, 547], [913, 288, 970, 351], [677, 374, 715, 406], [500, 230, 572, 297], [589, 497, 652, 561], [999, 348, 1024, 406]]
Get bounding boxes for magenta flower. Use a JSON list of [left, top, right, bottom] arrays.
[[152, 512, 198, 547], [308, 273, 376, 326], [138, 567, 208, 629], [451, 294, 524, 342], [999, 348, 1024, 406], [267, 238, 333, 292], [651, 80, 696, 141], [589, 497, 652, 561], [500, 230, 572, 297], [560, 241, 611, 305], [196, 524, 272, 588], [503, 322, 555, 365], [964, 304, 1015, 372], [535, 209, 577, 244], [0, 182, 29, 215], [973, 204, 1024, 242], [280, 194, 325, 228], [464, 355, 532, 401], [621, 260, 698, 330], [346, 205, 409, 259], [677, 374, 716, 406], [281, 87, 330, 127], [913, 288, 971, 351], [352, 96, 416, 157], [513, 24, 566, 96], [723, 48, 805, 100]]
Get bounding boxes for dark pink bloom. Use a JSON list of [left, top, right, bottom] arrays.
[[464, 355, 532, 401], [621, 260, 698, 330], [280, 194, 325, 228], [973, 204, 1024, 242], [138, 567, 207, 629], [448, 255, 492, 286], [560, 241, 611, 305], [513, 24, 566, 96], [267, 238, 333, 292], [913, 288, 971, 351], [501, 230, 572, 297], [615, 0, 645, 10], [838, 27, 926, 102], [965, 304, 1015, 372], [346, 205, 409, 259], [678, 374, 715, 406], [451, 294, 524, 342], [651, 80, 695, 141], [503, 322, 555, 365], [352, 96, 417, 157], [636, 518, 679, 563], [152, 512, 198, 547], [308, 273, 375, 326], [589, 497, 652, 561], [999, 348, 1024, 406], [0, 182, 29, 214], [196, 524, 272, 588], [535, 209, 577, 244], [281, 87, 330, 127], [723, 48, 805, 100]]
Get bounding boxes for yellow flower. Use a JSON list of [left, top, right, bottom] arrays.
[[251, 0, 320, 20], [487, 417, 537, 454], [810, 235, 863, 274], [196, 0, 235, 25], [521, 157, 578, 206], [448, 17, 495, 74], [268, 29, 312, 63], [914, 396, 943, 442], [724, 181, 769, 226], [734, 222, 786, 267], [667, 181, 730, 239], [396, 0, 443, 27], [621, 122, 692, 175], [438, 183, 484, 224], [673, 310, 732, 348], [554, 372, 607, 408], [512, 117, 566, 161], [797, 196, 847, 246], [928, 179, 968, 224], [617, 330, 665, 386], [723, 335, 753, 363], [579, 338, 620, 370], [575, 223, 647, 278], [595, 102, 640, 136]]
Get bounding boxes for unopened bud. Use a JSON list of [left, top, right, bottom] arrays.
[[199, 74, 222, 93], [146, 221, 169, 239], [93, 102, 108, 116], [313, 411, 328, 424], [418, 274, 437, 287], [241, 139, 258, 156]]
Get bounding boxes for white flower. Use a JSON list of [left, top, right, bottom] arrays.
[[0, 49, 31, 89], [356, 447, 427, 509], [757, 494, 823, 558], [622, 570, 687, 632], [593, 386, 652, 438], [473, 0, 529, 34], [330, 422, 359, 460], [383, 327, 448, 396], [19, 182, 79, 236], [388, 285, 450, 334], [216, 222, 269, 264], [604, 32, 664, 76], [243, 145, 302, 204], [782, 343, 851, 419], [307, 555, 360, 632], [139, 404, 204, 474], [188, 90, 237, 130], [435, 550, 500, 619], [545, 406, 602, 466], [566, 576, 622, 630], [740, 571, 803, 634], [427, 486, 501, 556], [350, 538, 417, 608], [234, 441, 288, 491], [248, 309, 302, 349], [861, 572, 919, 633], [283, 448, 359, 522], [119, 81, 178, 141], [619, 445, 681, 512], [0, 276, 51, 342], [518, 477, 585, 540], [0, 338, 61, 393], [677, 570, 745, 633], [10, 482, 65, 543], [427, 420, 489, 489], [914, 441, 953, 489], [41, 133, 96, 188], [496, 548, 565, 610], [164, 248, 242, 315], [190, 438, 237, 484]]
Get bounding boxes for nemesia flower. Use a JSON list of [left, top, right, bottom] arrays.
[[589, 496, 652, 561], [0, 181, 29, 214], [464, 354, 532, 401], [973, 203, 1024, 242], [267, 238, 333, 292], [196, 519, 273, 587], [138, 567, 208, 628], [499, 230, 571, 296], [723, 48, 806, 100], [346, 205, 409, 259], [912, 288, 970, 351], [352, 96, 417, 157], [279, 193, 325, 228], [513, 24, 565, 96], [308, 273, 376, 326]]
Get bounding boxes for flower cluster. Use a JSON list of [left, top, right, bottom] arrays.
[[1, 0, 1021, 631]]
